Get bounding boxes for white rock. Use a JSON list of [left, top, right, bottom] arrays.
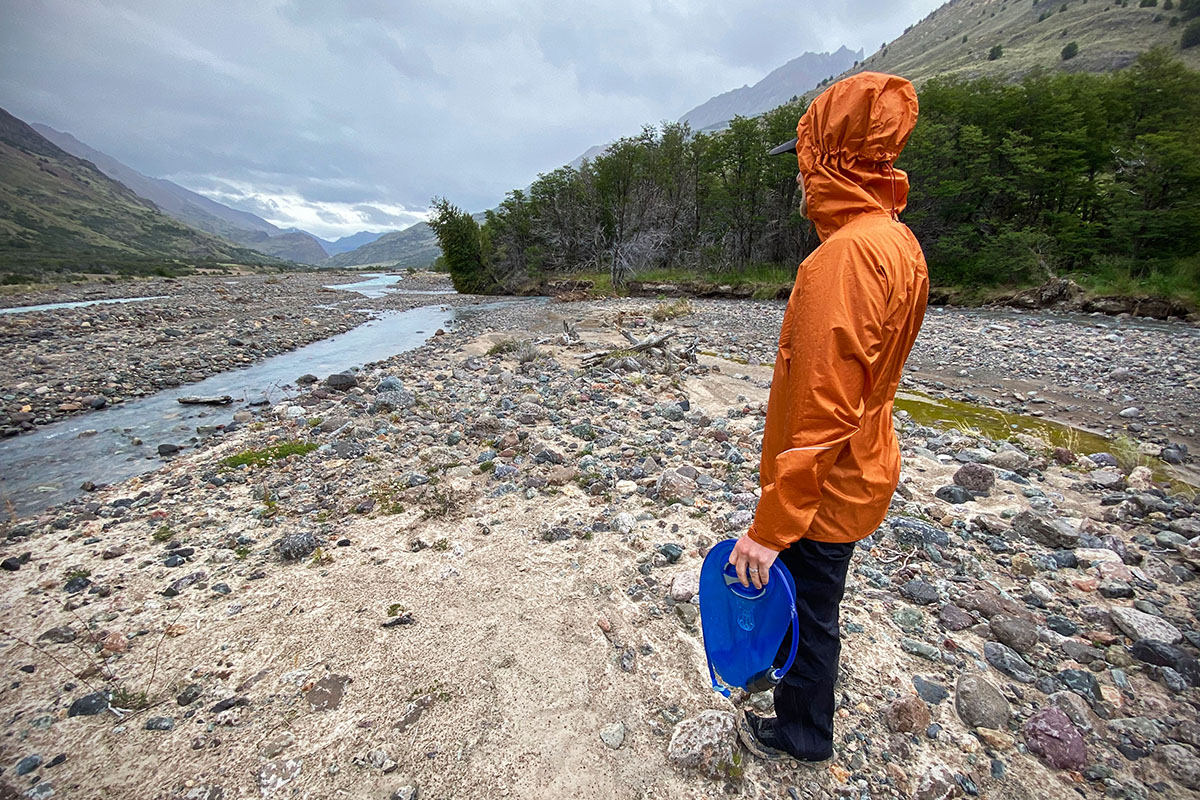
[[1110, 606, 1182, 644], [670, 571, 700, 603]]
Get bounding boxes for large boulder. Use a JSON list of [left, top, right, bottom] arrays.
[[1110, 607, 1183, 644]]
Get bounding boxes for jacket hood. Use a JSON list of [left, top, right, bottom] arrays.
[[796, 72, 919, 241]]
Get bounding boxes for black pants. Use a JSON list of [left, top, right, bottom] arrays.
[[772, 537, 856, 759]]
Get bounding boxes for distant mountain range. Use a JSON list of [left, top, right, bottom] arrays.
[[318, 230, 386, 256], [679, 46, 863, 132], [0, 108, 276, 274], [324, 221, 444, 268]]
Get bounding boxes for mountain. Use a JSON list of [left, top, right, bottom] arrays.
[[30, 122, 331, 264], [822, 0, 1200, 90], [318, 230, 388, 256], [0, 108, 276, 274], [323, 221, 441, 268], [679, 47, 863, 132]]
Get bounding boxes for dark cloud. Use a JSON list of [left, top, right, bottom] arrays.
[[0, 0, 943, 237]]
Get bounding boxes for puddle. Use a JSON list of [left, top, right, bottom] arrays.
[[895, 390, 1195, 491], [0, 296, 169, 315]]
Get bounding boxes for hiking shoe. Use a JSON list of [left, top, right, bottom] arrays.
[[737, 710, 833, 765]]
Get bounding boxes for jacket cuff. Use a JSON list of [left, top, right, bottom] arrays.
[[747, 524, 787, 552]]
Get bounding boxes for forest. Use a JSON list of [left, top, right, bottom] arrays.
[[431, 50, 1200, 304]]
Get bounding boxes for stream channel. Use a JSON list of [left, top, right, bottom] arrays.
[[0, 275, 499, 520]]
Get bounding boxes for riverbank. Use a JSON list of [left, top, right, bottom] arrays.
[[547, 273, 1197, 323], [0, 271, 480, 437], [1, 295, 1198, 800]]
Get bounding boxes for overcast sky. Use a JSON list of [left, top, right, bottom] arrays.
[[1, 0, 944, 239]]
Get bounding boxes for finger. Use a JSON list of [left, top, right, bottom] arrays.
[[749, 564, 762, 590], [759, 559, 770, 586], [734, 554, 750, 588]]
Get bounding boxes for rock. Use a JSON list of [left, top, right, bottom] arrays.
[[935, 485, 973, 504], [177, 684, 203, 706], [145, 716, 175, 731], [669, 571, 699, 602], [1013, 511, 1080, 549], [1023, 707, 1087, 770], [305, 674, 350, 711], [324, 372, 357, 391], [15, 754, 43, 775], [953, 462, 995, 494], [886, 694, 932, 732], [600, 722, 626, 749], [1129, 639, 1200, 686], [1160, 744, 1200, 790], [989, 615, 1038, 653], [37, 625, 76, 644], [900, 579, 940, 605], [984, 641, 1036, 683], [955, 673, 1010, 729], [975, 727, 1015, 750], [1049, 691, 1097, 733], [158, 443, 181, 456], [913, 765, 958, 800], [938, 604, 976, 631], [666, 710, 737, 779], [988, 449, 1029, 471], [163, 570, 206, 597], [371, 389, 416, 413], [1110, 607, 1182, 644], [278, 532, 318, 561], [261, 732, 295, 758], [67, 691, 110, 716], [912, 676, 949, 704], [1055, 669, 1102, 705], [655, 470, 696, 503], [258, 759, 302, 796], [657, 543, 683, 564], [390, 788, 419, 800]]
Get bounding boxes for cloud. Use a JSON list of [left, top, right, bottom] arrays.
[[0, 0, 945, 236]]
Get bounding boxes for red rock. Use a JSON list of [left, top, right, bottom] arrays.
[[1024, 707, 1087, 770]]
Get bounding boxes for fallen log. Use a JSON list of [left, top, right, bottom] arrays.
[[177, 395, 233, 406]]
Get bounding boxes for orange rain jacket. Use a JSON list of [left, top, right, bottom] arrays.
[[748, 72, 929, 550]]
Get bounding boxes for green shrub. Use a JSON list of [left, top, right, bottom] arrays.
[[1184, 18, 1200, 44], [988, 44, 1004, 59], [1141, 0, 1158, 6], [220, 440, 318, 469], [1062, 41, 1080, 59]]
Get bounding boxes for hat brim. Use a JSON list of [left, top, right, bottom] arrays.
[[767, 137, 799, 156]]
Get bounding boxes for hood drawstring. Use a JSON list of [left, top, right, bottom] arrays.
[[886, 163, 899, 221]]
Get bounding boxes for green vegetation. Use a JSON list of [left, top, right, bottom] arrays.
[[219, 440, 318, 469], [1061, 41, 1080, 59], [428, 197, 495, 293], [989, 44, 1005, 59], [152, 525, 174, 542], [904, 51, 1200, 304], [433, 51, 1198, 308]]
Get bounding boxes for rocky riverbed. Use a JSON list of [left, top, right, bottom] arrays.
[[0, 271, 477, 437], [1, 289, 1199, 799]]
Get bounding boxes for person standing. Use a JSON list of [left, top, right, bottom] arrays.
[[728, 72, 929, 762]]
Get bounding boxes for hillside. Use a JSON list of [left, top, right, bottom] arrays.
[[324, 221, 441, 268], [679, 46, 863, 132], [30, 123, 335, 265], [317, 230, 388, 256], [0, 108, 276, 275], [825, 0, 1200, 89]]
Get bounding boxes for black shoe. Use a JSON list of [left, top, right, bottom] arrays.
[[737, 710, 833, 764]]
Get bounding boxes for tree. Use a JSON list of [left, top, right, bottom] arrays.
[[428, 198, 494, 293], [988, 44, 1004, 60], [1062, 41, 1080, 59]]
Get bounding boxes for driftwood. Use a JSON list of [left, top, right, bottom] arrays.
[[582, 330, 678, 367], [177, 395, 233, 406]]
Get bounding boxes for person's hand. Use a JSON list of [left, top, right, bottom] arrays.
[[728, 533, 780, 590]]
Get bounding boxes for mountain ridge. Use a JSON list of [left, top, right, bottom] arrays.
[[0, 108, 277, 274]]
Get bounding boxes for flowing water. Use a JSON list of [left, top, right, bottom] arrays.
[[0, 278, 522, 519], [0, 296, 169, 315]]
